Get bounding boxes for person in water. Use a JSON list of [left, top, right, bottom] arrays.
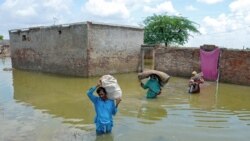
[[188, 71, 204, 94], [140, 74, 162, 98], [86, 82, 121, 135]]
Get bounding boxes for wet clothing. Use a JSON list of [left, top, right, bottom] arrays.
[[87, 86, 117, 134], [188, 83, 200, 93], [141, 78, 161, 98], [188, 76, 204, 94]]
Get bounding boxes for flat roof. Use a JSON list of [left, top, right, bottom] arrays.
[[9, 21, 144, 33], [88, 21, 144, 30]]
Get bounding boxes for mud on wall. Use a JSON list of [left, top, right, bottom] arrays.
[[87, 22, 144, 76], [154, 47, 200, 77], [220, 49, 250, 86], [9, 22, 144, 77], [0, 40, 10, 57], [154, 46, 250, 86], [0, 45, 10, 57], [9, 23, 88, 76]]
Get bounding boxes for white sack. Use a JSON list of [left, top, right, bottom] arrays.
[[100, 75, 122, 100]]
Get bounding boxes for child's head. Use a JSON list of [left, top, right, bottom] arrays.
[[192, 71, 197, 76], [96, 87, 107, 100]]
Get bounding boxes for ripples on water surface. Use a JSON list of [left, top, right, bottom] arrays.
[[1, 57, 250, 141]]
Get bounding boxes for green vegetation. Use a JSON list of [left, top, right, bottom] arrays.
[[143, 14, 200, 46], [0, 35, 3, 40]]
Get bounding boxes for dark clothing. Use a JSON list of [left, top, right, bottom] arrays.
[[189, 83, 200, 93], [188, 76, 204, 94]]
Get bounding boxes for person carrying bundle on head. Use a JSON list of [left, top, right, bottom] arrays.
[[86, 75, 122, 135], [140, 74, 162, 98], [188, 71, 204, 94], [138, 70, 170, 99]]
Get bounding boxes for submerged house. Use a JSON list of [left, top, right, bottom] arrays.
[[9, 21, 144, 77]]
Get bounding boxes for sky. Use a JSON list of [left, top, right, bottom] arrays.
[[0, 0, 250, 49]]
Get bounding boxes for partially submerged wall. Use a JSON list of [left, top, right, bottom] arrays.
[[154, 46, 250, 86], [87, 22, 144, 76], [0, 45, 10, 57], [9, 23, 88, 76], [0, 40, 10, 57], [155, 47, 200, 77], [220, 49, 250, 85], [9, 22, 143, 77]]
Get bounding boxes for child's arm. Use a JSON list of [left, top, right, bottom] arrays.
[[199, 77, 204, 84], [86, 86, 98, 103]]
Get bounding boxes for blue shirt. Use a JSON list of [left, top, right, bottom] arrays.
[[87, 86, 117, 124]]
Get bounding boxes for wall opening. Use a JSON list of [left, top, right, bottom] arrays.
[[144, 49, 154, 70], [22, 35, 27, 41], [140, 45, 156, 72]]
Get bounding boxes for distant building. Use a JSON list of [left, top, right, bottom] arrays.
[[9, 21, 144, 76], [0, 39, 10, 57], [0, 39, 10, 46]]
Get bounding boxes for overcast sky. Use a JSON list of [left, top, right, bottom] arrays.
[[0, 0, 250, 49]]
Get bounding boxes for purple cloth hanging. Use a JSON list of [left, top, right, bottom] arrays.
[[200, 48, 220, 81]]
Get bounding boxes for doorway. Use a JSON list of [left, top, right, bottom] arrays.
[[140, 45, 155, 71]]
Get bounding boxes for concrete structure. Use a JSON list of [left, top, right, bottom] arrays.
[[9, 22, 144, 77], [152, 45, 250, 86]]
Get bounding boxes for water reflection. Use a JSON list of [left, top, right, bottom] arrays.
[[188, 82, 250, 111], [95, 134, 114, 141], [2, 57, 250, 141], [188, 82, 250, 128], [137, 100, 167, 124], [12, 69, 96, 127], [99, 72, 168, 123], [12, 66, 250, 129], [12, 68, 168, 129]]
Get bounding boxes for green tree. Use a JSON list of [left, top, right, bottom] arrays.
[[143, 14, 200, 46], [0, 35, 3, 40]]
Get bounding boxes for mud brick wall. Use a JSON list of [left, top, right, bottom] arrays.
[[155, 47, 200, 77], [87, 22, 144, 76], [9, 22, 143, 77], [220, 49, 250, 85], [9, 23, 88, 76], [154, 46, 250, 86], [0, 40, 10, 57], [0, 45, 10, 57]]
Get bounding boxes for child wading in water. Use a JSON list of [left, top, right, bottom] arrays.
[[188, 71, 204, 94]]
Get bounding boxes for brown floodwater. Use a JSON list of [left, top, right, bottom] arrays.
[[1, 57, 250, 141]]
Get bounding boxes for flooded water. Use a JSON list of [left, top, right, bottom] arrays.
[[1, 57, 250, 141]]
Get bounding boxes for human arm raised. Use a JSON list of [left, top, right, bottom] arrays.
[[86, 82, 101, 103]]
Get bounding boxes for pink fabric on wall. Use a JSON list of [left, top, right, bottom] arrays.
[[200, 48, 220, 81]]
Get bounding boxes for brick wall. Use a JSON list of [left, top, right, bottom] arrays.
[[155, 47, 200, 77], [220, 49, 250, 85], [9, 22, 144, 77], [9, 23, 89, 76], [87, 22, 144, 76], [154, 45, 250, 86]]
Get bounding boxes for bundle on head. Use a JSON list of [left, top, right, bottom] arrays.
[[138, 69, 170, 86], [100, 75, 122, 100]]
